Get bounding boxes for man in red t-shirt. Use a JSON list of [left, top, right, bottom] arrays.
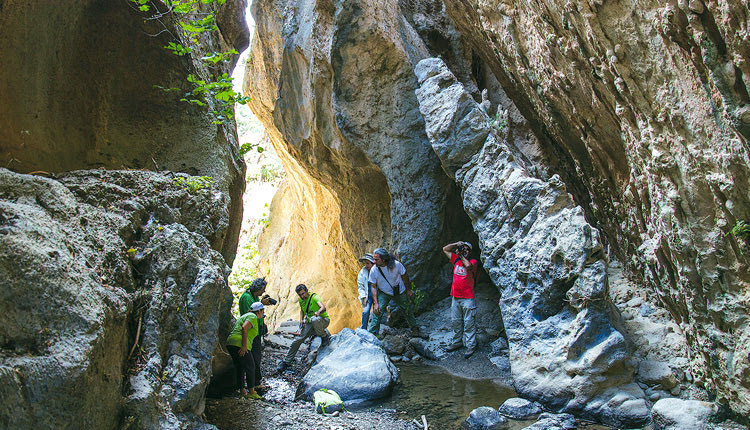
[[443, 241, 478, 358]]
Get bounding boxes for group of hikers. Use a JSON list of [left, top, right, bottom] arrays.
[[226, 242, 479, 399]]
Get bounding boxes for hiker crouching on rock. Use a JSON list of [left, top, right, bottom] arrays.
[[368, 248, 416, 337], [357, 253, 375, 330], [276, 284, 331, 373], [226, 302, 265, 399], [443, 241, 478, 358]]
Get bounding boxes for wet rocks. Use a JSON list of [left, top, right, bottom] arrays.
[[497, 398, 542, 419], [651, 398, 720, 430], [522, 412, 577, 430], [465, 406, 508, 429], [297, 328, 398, 403]]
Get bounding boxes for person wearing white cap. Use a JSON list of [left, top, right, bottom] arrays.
[[226, 301, 265, 399], [357, 253, 375, 329], [442, 241, 479, 358]]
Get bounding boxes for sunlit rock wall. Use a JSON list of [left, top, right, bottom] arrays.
[[442, 0, 750, 418], [245, 0, 476, 331]]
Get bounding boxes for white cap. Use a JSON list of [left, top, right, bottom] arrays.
[[250, 302, 265, 311]]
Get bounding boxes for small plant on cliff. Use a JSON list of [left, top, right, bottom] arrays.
[[128, 0, 249, 124], [727, 220, 750, 243], [172, 176, 213, 193], [490, 111, 508, 134]]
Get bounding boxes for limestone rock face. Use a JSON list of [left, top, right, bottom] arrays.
[[247, 0, 750, 422], [442, 0, 750, 417], [0, 169, 234, 429], [0, 0, 247, 263], [416, 58, 646, 427], [245, 0, 476, 331]]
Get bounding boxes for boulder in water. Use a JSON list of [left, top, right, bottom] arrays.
[[465, 406, 508, 429]]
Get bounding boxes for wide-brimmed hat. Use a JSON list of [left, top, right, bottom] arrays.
[[358, 253, 375, 263], [250, 302, 265, 312]]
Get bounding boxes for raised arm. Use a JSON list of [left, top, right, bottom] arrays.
[[443, 242, 461, 259]]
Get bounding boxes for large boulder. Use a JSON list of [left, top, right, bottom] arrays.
[[651, 398, 720, 430], [0, 169, 234, 429], [465, 406, 508, 430], [297, 328, 398, 403]]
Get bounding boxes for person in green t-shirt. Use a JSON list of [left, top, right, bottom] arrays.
[[276, 284, 330, 373], [237, 277, 275, 392], [226, 302, 265, 399]]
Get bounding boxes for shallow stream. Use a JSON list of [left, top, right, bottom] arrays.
[[360, 362, 614, 430]]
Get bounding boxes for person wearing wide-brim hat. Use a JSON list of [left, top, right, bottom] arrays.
[[357, 253, 376, 330], [226, 301, 265, 399]]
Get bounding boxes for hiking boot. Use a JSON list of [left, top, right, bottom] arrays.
[[244, 390, 261, 400], [463, 348, 475, 359], [445, 343, 462, 352], [275, 361, 288, 374]]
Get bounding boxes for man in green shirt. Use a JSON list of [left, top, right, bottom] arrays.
[[276, 284, 330, 373]]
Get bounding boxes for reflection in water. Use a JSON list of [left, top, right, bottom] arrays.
[[366, 362, 532, 429]]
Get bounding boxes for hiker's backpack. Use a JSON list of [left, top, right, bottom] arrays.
[[313, 388, 344, 414]]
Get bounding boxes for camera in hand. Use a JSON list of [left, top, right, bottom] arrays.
[[457, 244, 470, 255], [262, 294, 277, 305]]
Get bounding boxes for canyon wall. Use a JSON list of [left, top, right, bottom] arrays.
[[245, 0, 477, 332], [0, 2, 248, 428], [246, 0, 750, 424], [442, 0, 750, 418]]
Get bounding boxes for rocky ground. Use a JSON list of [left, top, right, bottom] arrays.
[[204, 322, 417, 430]]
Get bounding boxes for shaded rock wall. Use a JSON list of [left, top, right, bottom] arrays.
[[442, 0, 750, 418], [0, 0, 248, 262], [415, 58, 647, 427], [0, 2, 250, 428], [0, 169, 234, 429]]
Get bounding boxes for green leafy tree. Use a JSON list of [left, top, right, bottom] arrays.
[[129, 0, 249, 124]]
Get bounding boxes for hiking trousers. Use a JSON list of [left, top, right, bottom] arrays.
[[283, 316, 330, 365], [368, 290, 416, 335], [227, 344, 257, 390], [451, 297, 477, 350], [361, 287, 373, 329]]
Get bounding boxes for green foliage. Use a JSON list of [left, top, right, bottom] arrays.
[[727, 220, 750, 242], [172, 176, 213, 193], [490, 112, 508, 133], [164, 42, 192, 56], [130, 0, 248, 124], [239, 142, 264, 156], [258, 203, 270, 227], [404, 283, 426, 316], [228, 241, 260, 315]]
